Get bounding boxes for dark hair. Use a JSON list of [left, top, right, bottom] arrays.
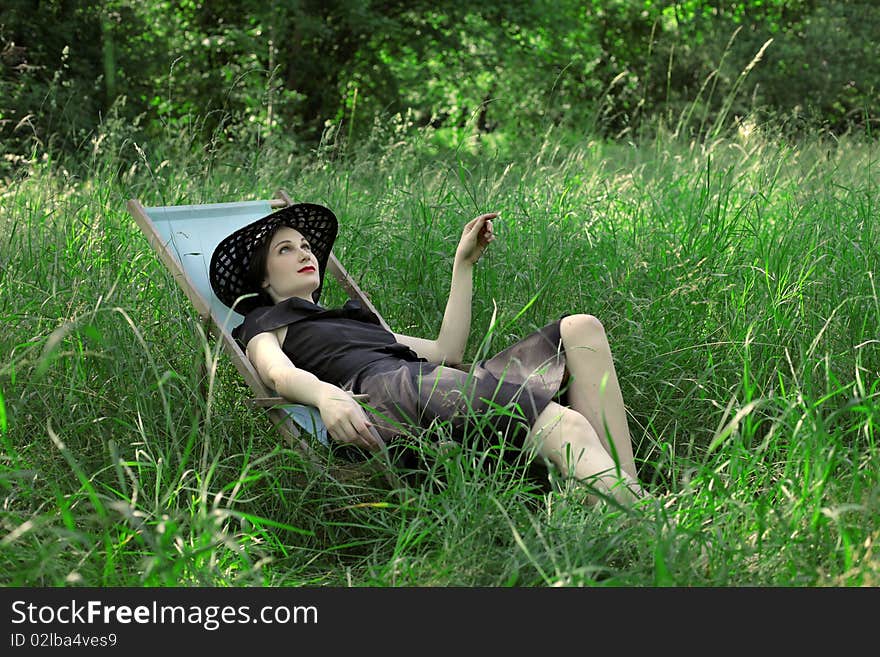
[[242, 226, 280, 308]]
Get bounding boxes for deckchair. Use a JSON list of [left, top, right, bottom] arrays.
[[127, 189, 390, 468]]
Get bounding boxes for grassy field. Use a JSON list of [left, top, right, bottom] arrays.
[[1, 118, 878, 586]]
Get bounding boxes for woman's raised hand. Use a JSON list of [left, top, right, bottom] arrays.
[[316, 384, 385, 452], [455, 212, 498, 266]]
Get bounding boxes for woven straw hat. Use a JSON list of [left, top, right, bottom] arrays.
[[210, 203, 338, 313]]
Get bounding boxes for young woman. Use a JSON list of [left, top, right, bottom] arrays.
[[210, 203, 644, 504]]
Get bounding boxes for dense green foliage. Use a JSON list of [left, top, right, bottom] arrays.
[[2, 0, 878, 176]]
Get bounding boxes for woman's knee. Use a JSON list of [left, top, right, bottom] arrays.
[[560, 407, 603, 450], [560, 313, 606, 343], [529, 405, 604, 470], [531, 404, 602, 450]]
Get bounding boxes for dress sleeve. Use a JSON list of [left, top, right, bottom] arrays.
[[232, 298, 384, 350], [231, 297, 324, 349], [231, 307, 273, 349]]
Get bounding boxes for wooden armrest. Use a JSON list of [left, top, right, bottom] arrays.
[[246, 396, 287, 408], [246, 392, 369, 408]]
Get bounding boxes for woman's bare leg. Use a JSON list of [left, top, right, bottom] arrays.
[[527, 402, 644, 505], [559, 314, 638, 480]]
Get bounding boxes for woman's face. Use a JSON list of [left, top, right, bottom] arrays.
[[261, 227, 320, 303]]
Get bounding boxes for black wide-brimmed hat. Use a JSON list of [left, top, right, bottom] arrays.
[[209, 203, 338, 313]]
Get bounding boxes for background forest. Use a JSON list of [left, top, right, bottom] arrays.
[[2, 0, 878, 169]]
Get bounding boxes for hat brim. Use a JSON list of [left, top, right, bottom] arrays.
[[209, 203, 338, 313]]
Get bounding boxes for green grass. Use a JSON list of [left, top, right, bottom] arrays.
[[1, 117, 878, 586]]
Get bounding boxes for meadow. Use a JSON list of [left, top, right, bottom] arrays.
[[1, 117, 878, 586]]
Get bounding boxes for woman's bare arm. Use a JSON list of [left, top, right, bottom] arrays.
[[393, 259, 473, 365], [246, 330, 384, 451], [394, 212, 496, 366]]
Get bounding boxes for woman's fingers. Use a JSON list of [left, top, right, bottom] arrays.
[[329, 420, 367, 449], [327, 408, 384, 452], [318, 387, 384, 450], [350, 416, 384, 452], [480, 219, 495, 241], [456, 212, 498, 265], [474, 214, 496, 246], [465, 212, 498, 233]]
